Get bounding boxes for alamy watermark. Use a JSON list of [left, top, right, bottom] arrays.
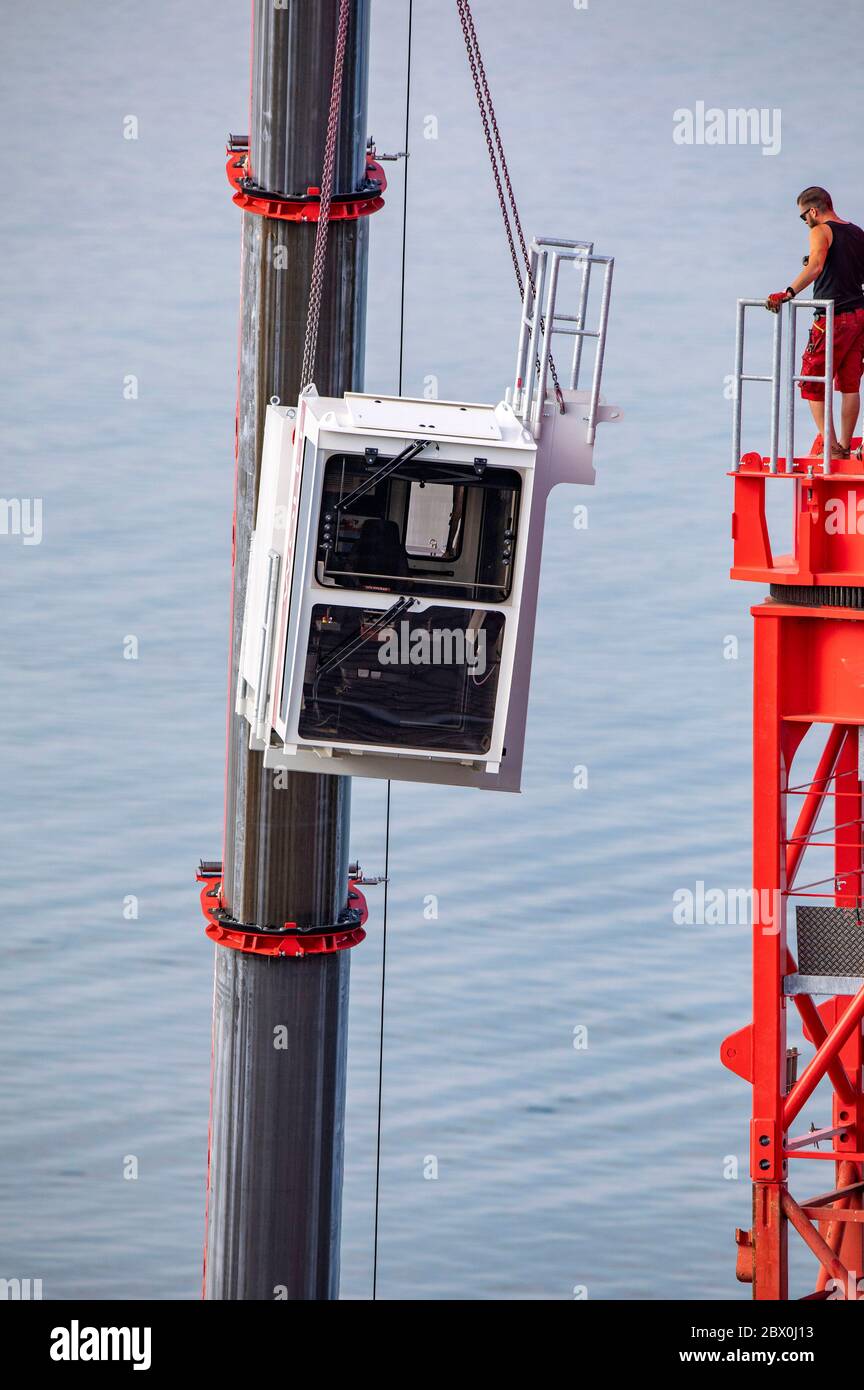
[[673, 102, 781, 157], [0, 497, 42, 545], [826, 1273, 864, 1300], [824, 493, 864, 534], [50, 1322, 151, 1371], [378, 621, 487, 676], [0, 1277, 42, 1299], [673, 881, 782, 933]]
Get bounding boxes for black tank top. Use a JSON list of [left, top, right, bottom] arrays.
[[813, 220, 864, 314]]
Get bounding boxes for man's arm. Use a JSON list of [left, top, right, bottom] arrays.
[[766, 224, 832, 310], [790, 224, 831, 295]]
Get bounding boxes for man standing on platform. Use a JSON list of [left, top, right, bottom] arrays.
[[766, 187, 864, 460]]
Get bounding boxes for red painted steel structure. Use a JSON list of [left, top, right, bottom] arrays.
[[722, 443, 864, 1300]]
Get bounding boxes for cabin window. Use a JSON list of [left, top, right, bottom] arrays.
[[405, 482, 462, 560], [298, 604, 505, 755], [316, 454, 520, 603]]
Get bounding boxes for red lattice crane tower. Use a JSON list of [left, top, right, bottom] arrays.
[[722, 297, 864, 1300]]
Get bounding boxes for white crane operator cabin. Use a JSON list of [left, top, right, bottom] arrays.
[[237, 238, 618, 792]]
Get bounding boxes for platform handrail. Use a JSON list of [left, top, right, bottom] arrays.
[[785, 299, 834, 477], [512, 237, 614, 445], [732, 297, 835, 476]]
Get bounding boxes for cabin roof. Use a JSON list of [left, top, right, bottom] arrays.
[[302, 392, 536, 451]]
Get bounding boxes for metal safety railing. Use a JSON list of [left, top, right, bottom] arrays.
[[732, 297, 835, 474], [511, 237, 614, 444]]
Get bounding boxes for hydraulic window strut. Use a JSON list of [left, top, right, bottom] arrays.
[[335, 440, 429, 513], [312, 596, 418, 698]]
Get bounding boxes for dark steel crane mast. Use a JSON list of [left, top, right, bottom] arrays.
[[203, 0, 373, 1301]]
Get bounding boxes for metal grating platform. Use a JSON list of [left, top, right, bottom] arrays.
[[795, 905, 864, 979]]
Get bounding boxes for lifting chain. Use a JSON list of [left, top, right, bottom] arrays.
[[300, 0, 352, 390], [456, 0, 565, 412]]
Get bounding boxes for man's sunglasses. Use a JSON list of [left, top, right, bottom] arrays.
[[800, 208, 814, 221]]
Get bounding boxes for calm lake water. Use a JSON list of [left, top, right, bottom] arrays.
[[0, 0, 852, 1299]]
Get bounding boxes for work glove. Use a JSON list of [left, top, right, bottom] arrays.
[[765, 291, 791, 313]]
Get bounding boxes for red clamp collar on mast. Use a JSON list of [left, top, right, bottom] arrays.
[[226, 138, 386, 223], [197, 861, 367, 958]]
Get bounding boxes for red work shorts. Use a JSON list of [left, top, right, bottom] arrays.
[[800, 306, 864, 399]]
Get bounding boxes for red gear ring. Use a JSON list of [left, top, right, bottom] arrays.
[[196, 860, 367, 958], [226, 142, 386, 223]]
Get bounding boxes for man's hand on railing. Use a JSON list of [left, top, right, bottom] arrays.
[[765, 289, 795, 313]]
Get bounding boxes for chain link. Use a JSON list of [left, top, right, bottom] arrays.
[[456, 0, 565, 412], [300, 0, 351, 390]]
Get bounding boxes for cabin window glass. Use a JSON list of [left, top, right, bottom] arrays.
[[298, 604, 505, 755], [316, 454, 520, 603], [405, 483, 462, 560]]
